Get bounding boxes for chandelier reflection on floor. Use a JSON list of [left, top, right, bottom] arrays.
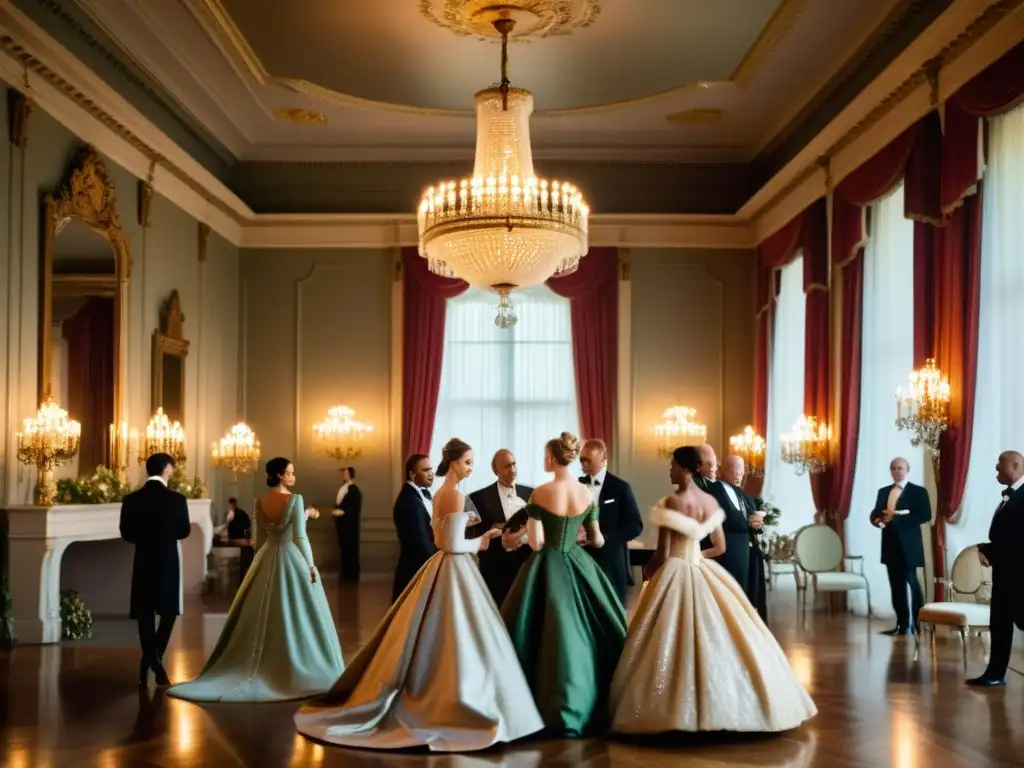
[[312, 405, 373, 461], [780, 415, 831, 475], [895, 358, 950, 456], [416, 15, 589, 328], [653, 406, 708, 458]]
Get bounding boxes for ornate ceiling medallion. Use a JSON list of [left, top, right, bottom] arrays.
[[418, 0, 601, 41], [274, 107, 328, 125]]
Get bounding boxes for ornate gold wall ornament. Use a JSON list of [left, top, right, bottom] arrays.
[[274, 107, 328, 125], [138, 159, 156, 229], [731, 0, 812, 87], [418, 0, 602, 41], [7, 88, 31, 148], [152, 290, 189, 424], [618, 249, 631, 281], [665, 109, 724, 125]]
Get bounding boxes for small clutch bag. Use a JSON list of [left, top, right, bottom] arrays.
[[502, 508, 529, 534]]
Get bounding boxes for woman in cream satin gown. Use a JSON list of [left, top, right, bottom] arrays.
[[610, 445, 816, 733], [295, 438, 544, 752], [168, 458, 344, 703]]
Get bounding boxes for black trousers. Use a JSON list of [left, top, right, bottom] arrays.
[[335, 515, 360, 582], [886, 563, 924, 629], [137, 613, 176, 662], [983, 578, 1023, 680]]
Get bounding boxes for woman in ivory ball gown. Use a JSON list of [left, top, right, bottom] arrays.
[[609, 445, 816, 734], [168, 458, 344, 703], [295, 438, 544, 752]]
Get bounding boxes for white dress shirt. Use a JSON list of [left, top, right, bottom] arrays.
[[721, 482, 741, 512], [146, 475, 168, 486], [998, 475, 1024, 510], [497, 482, 526, 521], [407, 481, 433, 518], [586, 467, 608, 504]]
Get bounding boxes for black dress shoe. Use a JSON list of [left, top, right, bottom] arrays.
[[880, 627, 910, 636], [966, 676, 1006, 687], [151, 660, 171, 687]]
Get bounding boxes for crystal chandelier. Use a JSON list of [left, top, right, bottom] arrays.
[[653, 406, 708, 458], [780, 415, 832, 475], [729, 426, 766, 478], [895, 358, 950, 456], [416, 16, 589, 328], [312, 405, 373, 461], [138, 407, 186, 464], [211, 422, 261, 480], [16, 396, 82, 505]]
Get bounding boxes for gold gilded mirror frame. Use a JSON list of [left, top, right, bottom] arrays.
[[152, 290, 188, 424], [40, 146, 132, 425]]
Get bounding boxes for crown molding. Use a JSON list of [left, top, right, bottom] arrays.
[[239, 214, 756, 250], [1, 1, 1020, 251], [747, 0, 1024, 242]]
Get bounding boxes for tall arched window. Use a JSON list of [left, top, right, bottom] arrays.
[[430, 286, 580, 493]]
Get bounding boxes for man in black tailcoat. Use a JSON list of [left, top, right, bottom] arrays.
[[392, 454, 436, 602], [120, 452, 191, 687], [694, 444, 751, 590], [720, 454, 768, 619], [332, 466, 363, 582], [967, 451, 1024, 686]]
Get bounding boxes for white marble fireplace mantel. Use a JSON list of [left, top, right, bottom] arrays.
[[4, 499, 213, 644]]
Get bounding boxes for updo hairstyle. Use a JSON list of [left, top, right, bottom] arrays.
[[671, 445, 701, 474], [546, 432, 581, 466], [436, 437, 471, 477], [265, 456, 290, 487]]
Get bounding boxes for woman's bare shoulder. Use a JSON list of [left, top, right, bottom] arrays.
[[433, 486, 464, 516]]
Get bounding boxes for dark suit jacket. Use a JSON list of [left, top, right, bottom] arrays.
[[869, 482, 930, 567], [119, 480, 191, 619], [337, 484, 363, 531], [580, 472, 643, 605], [392, 483, 436, 601], [695, 474, 751, 588], [469, 482, 533, 606], [980, 484, 1024, 622]]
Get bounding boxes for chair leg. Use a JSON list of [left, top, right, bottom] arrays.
[[959, 627, 969, 669]]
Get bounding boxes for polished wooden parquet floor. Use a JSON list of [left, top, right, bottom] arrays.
[[1, 576, 1022, 767]]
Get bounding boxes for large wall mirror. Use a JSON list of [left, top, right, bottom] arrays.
[[152, 290, 188, 423], [40, 146, 131, 473]]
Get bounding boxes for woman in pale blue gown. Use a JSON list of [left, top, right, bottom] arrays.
[[168, 457, 344, 703], [295, 438, 544, 752]]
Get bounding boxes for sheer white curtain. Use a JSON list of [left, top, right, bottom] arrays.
[[430, 285, 580, 494], [950, 104, 1024, 562], [845, 183, 923, 617], [762, 255, 817, 535]]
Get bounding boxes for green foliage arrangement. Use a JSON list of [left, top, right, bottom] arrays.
[[56, 466, 134, 504], [168, 465, 207, 499]]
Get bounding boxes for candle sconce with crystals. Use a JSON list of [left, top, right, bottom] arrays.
[[211, 422, 261, 481], [895, 358, 950, 456], [138, 407, 186, 465], [780, 415, 832, 475], [312, 405, 373, 462], [653, 406, 708, 458], [16, 396, 82, 505], [729, 426, 766, 478], [108, 421, 139, 482]]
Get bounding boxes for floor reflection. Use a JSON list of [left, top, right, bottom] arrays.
[[0, 580, 1022, 767]]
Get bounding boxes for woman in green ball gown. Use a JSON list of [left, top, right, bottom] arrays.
[[500, 432, 628, 737]]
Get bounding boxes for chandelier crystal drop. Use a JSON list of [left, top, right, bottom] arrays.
[[780, 415, 832, 475], [729, 426, 766, 478], [139, 408, 187, 464], [416, 17, 589, 326]]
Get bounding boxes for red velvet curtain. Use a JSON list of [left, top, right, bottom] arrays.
[[63, 297, 114, 473], [401, 248, 468, 457], [831, 257, 863, 521], [546, 248, 619, 445], [801, 199, 832, 511]]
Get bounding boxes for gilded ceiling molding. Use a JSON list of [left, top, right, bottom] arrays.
[[0, 35, 243, 228], [753, 0, 1020, 233], [731, 0, 812, 87], [665, 109, 724, 125], [186, 0, 799, 119], [7, 87, 31, 147], [418, 0, 602, 41], [274, 107, 328, 125]]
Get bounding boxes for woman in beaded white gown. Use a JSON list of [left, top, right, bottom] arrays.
[[609, 445, 816, 734], [295, 438, 544, 752]]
